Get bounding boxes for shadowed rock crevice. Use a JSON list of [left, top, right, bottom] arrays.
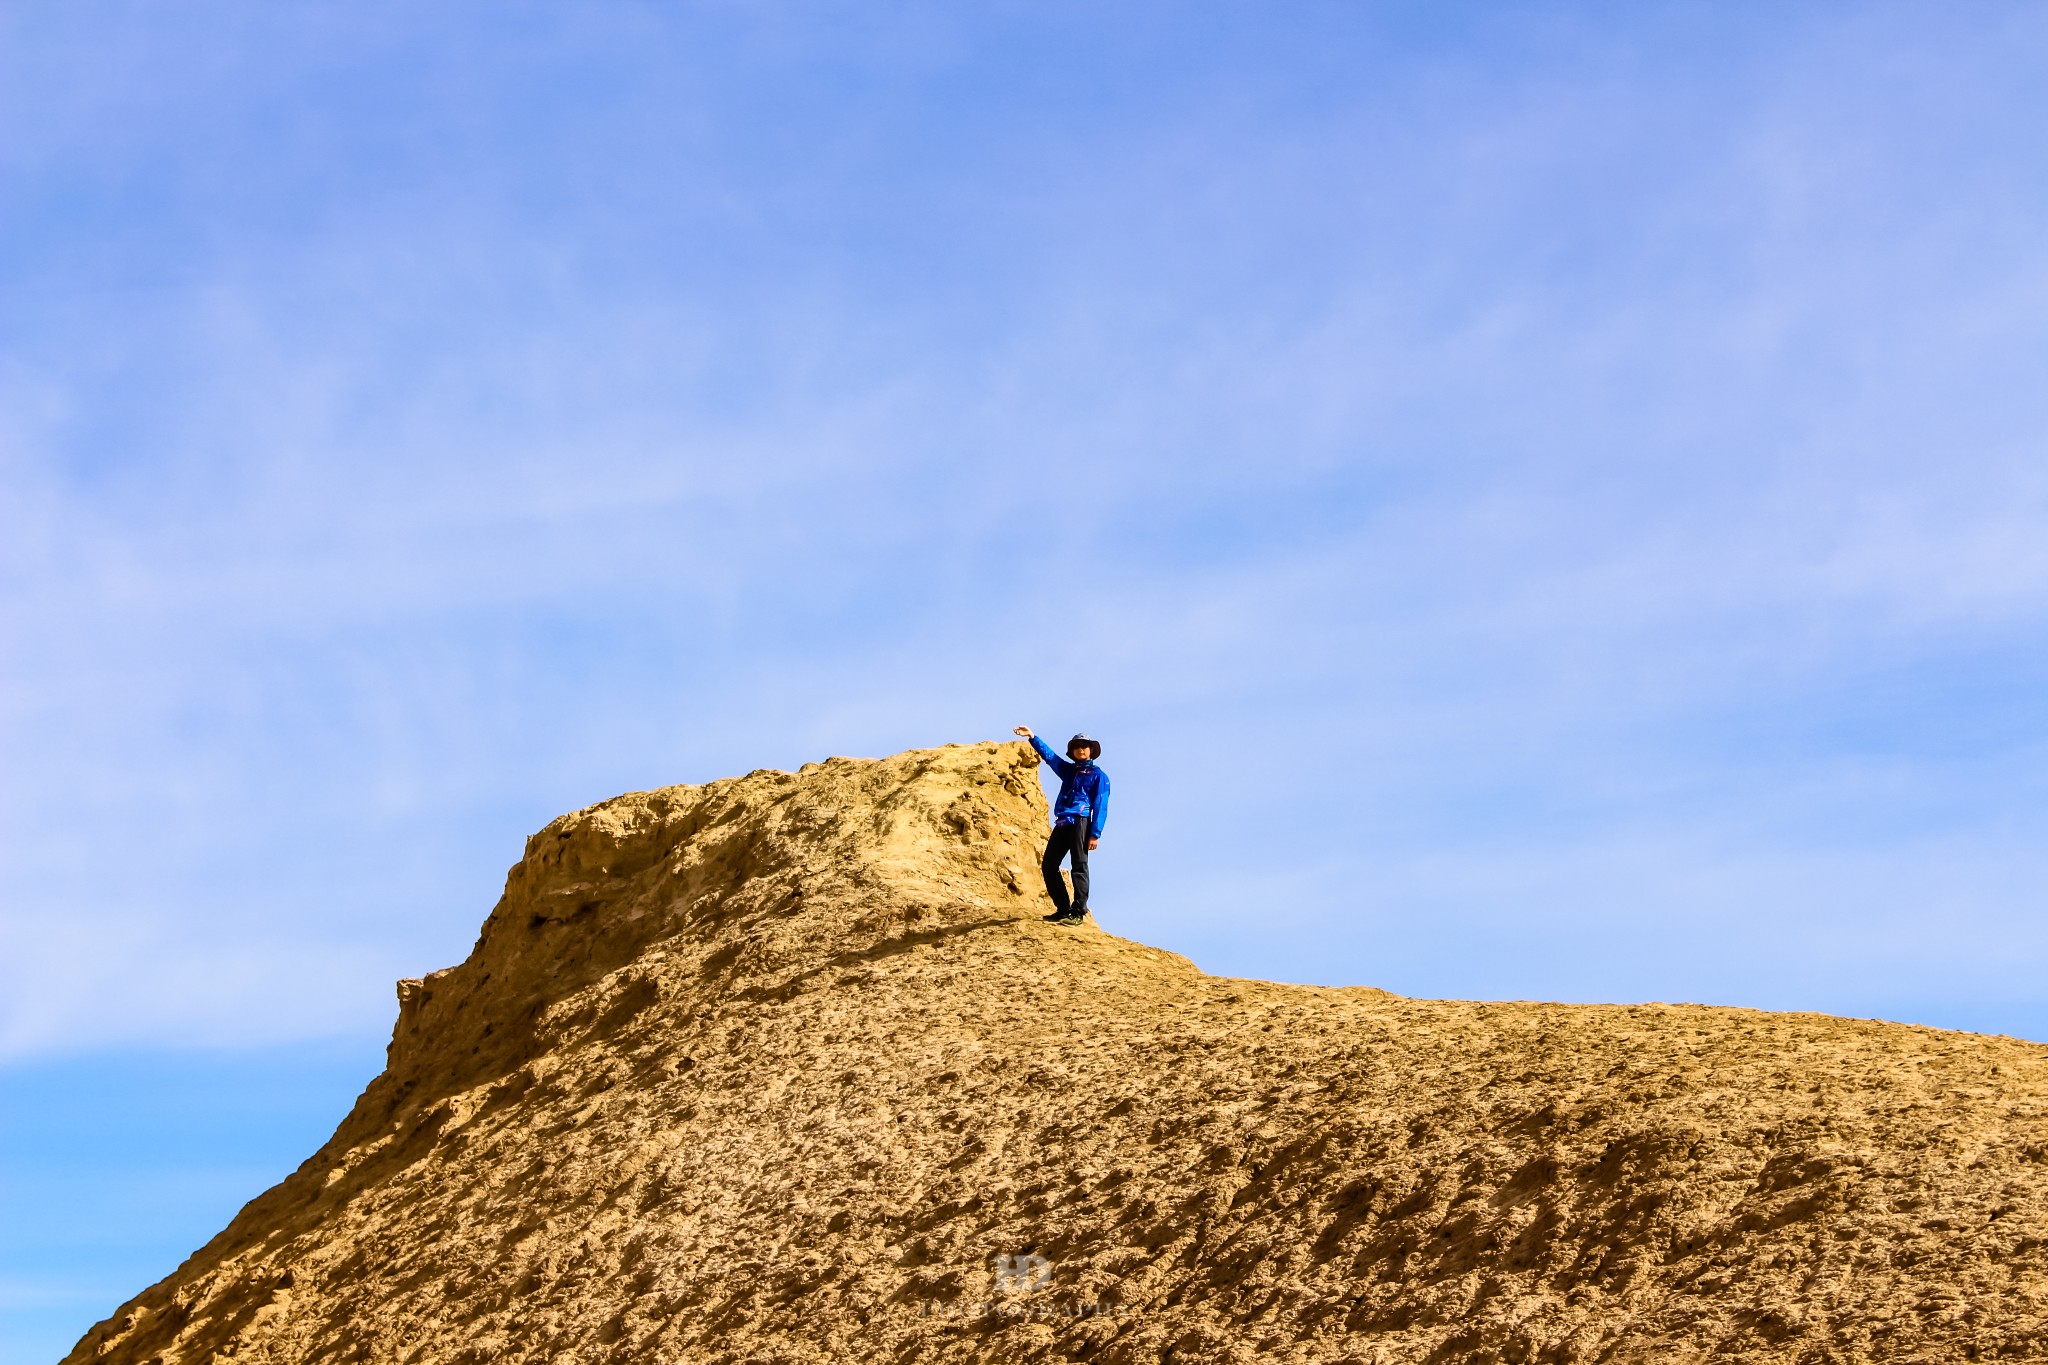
[[65, 742, 2048, 1365]]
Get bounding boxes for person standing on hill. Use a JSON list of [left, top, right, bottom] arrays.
[[1013, 726, 1109, 926]]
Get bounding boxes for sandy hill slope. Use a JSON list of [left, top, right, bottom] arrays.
[[69, 743, 2048, 1364]]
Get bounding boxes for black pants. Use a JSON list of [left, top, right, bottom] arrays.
[[1042, 820, 1090, 914]]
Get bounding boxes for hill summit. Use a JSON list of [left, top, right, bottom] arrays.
[[70, 742, 2048, 1363]]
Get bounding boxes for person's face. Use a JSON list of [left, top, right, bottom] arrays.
[[1068, 744, 1092, 763]]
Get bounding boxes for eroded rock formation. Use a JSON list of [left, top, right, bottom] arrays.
[[69, 742, 2048, 1363]]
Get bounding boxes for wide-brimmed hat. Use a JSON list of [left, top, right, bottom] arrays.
[[1066, 733, 1102, 759]]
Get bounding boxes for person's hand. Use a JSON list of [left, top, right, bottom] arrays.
[[1013, 726, 1033, 739], [1088, 837, 1100, 851]]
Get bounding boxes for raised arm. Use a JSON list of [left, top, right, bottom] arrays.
[[1015, 726, 1073, 778]]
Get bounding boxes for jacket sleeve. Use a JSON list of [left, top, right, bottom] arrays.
[[1029, 735, 1074, 778], [1089, 772, 1110, 838]]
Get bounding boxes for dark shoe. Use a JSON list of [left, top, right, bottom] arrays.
[[1050, 909, 1087, 926], [1041, 910, 1073, 923]]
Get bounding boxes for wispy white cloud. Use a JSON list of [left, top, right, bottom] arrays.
[[0, 911, 397, 1058]]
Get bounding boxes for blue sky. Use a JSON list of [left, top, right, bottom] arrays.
[[4, 2, 2047, 1357]]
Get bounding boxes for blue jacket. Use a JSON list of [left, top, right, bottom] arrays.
[[1029, 736, 1110, 838]]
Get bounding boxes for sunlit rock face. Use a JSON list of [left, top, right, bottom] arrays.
[[69, 742, 2048, 1365]]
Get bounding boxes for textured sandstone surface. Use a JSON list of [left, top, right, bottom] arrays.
[[68, 742, 2048, 1364]]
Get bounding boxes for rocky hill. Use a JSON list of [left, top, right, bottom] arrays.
[[68, 742, 2048, 1364]]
